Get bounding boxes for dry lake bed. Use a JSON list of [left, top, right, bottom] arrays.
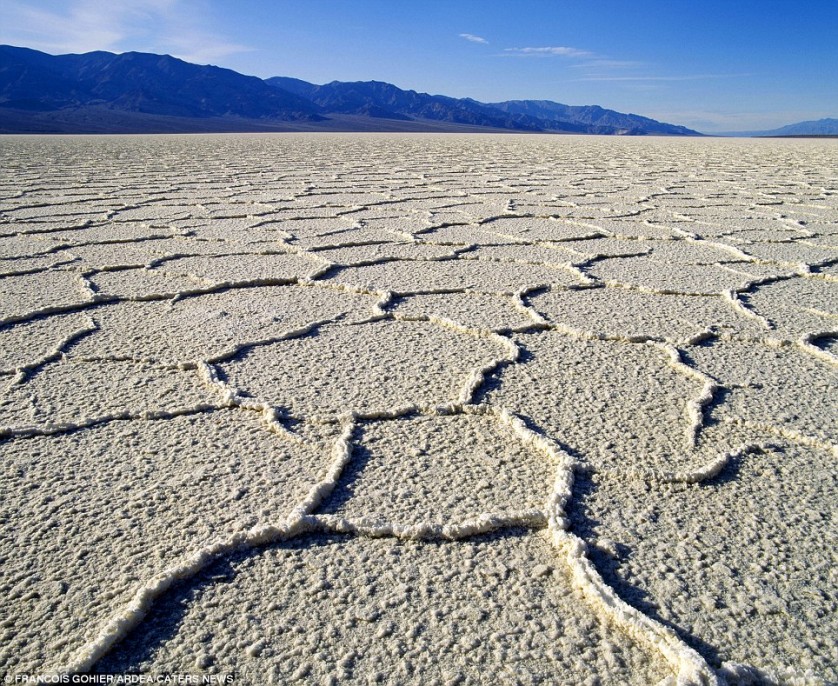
[[0, 134, 835, 685]]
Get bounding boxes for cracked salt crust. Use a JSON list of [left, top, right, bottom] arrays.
[[0, 313, 93, 373], [0, 411, 344, 673], [414, 224, 529, 245], [327, 258, 584, 293], [312, 241, 457, 265], [290, 226, 410, 249], [0, 358, 214, 433], [742, 275, 838, 338], [89, 268, 212, 299], [320, 414, 557, 527], [222, 319, 509, 418], [686, 339, 838, 448], [464, 243, 583, 265], [392, 291, 536, 331], [0, 133, 836, 685], [96, 531, 669, 685], [0, 269, 92, 321], [483, 331, 712, 474], [531, 287, 765, 344], [67, 285, 377, 365], [480, 216, 608, 242], [157, 252, 328, 283], [572, 442, 837, 681], [589, 256, 765, 295]]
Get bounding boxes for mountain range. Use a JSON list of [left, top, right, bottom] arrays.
[[0, 45, 701, 136], [721, 118, 838, 137]]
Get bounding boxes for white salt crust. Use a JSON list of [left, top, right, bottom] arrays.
[[0, 134, 836, 685]]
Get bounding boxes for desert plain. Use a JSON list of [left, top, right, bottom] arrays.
[[0, 133, 835, 685]]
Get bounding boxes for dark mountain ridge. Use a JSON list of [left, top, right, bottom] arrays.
[[0, 45, 322, 121], [1, 45, 701, 135]]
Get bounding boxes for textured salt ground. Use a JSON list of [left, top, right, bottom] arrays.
[[312, 242, 458, 265], [0, 134, 836, 685], [0, 313, 93, 372], [587, 256, 764, 295], [741, 276, 837, 339], [66, 285, 378, 365], [529, 288, 766, 344], [96, 531, 668, 685], [685, 340, 837, 447], [0, 412, 345, 673], [320, 414, 557, 526], [89, 268, 212, 299], [221, 319, 510, 419], [482, 331, 711, 474], [391, 291, 536, 331], [0, 269, 92, 321], [326, 258, 585, 293], [0, 359, 212, 431], [571, 441, 837, 682]]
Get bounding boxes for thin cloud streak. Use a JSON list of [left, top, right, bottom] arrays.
[[459, 33, 488, 44], [576, 73, 752, 82], [575, 59, 644, 69], [502, 46, 593, 58]]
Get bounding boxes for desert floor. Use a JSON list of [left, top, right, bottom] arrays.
[[0, 134, 835, 685]]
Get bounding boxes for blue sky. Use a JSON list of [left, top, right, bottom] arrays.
[[1, 0, 836, 132]]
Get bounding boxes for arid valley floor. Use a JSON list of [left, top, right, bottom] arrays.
[[0, 134, 836, 685]]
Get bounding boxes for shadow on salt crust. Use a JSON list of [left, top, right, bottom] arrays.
[[0, 412, 344, 674], [97, 531, 668, 685]]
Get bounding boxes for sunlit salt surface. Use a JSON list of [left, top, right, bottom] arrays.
[[1, 134, 836, 685]]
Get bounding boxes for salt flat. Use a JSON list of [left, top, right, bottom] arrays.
[[0, 134, 835, 685]]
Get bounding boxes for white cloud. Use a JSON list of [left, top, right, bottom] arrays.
[[459, 33, 488, 45], [0, 0, 251, 63], [503, 46, 593, 58]]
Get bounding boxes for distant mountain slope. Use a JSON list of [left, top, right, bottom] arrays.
[[266, 76, 701, 135], [0, 45, 701, 135], [490, 99, 700, 136], [758, 118, 838, 136], [267, 78, 545, 130], [0, 45, 323, 121]]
